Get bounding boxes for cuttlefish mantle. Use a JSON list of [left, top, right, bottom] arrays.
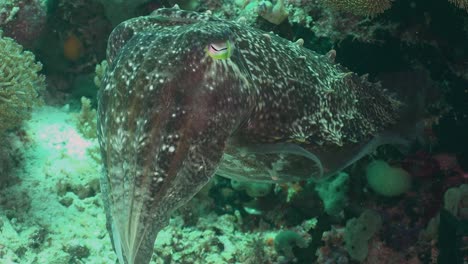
[[97, 7, 403, 264]]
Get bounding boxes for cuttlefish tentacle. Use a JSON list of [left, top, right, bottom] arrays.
[[98, 8, 402, 264]]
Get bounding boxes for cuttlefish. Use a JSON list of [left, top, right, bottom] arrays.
[[97, 7, 406, 264]]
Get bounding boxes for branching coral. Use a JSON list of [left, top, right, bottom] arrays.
[[75, 97, 97, 139], [322, 0, 392, 16], [94, 60, 108, 89], [0, 30, 44, 134], [449, 0, 468, 11]]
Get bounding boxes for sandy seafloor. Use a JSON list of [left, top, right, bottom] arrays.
[[0, 105, 284, 264]]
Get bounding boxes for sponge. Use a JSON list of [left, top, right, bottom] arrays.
[[366, 160, 411, 197], [344, 209, 382, 261], [274, 230, 307, 258]]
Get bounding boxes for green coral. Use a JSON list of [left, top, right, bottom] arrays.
[[315, 172, 349, 216], [274, 230, 307, 259], [344, 209, 382, 261], [0, 30, 44, 134]]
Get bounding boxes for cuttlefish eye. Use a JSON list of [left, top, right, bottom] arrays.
[[206, 40, 232, 60]]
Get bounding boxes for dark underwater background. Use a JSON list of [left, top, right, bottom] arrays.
[[0, 0, 467, 263]]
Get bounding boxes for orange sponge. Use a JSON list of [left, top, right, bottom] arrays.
[[63, 33, 83, 61]]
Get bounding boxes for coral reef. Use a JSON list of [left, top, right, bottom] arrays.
[[257, 0, 288, 25], [0, 0, 47, 49], [274, 230, 307, 259], [50, 0, 112, 72], [94, 60, 108, 89], [449, 0, 468, 10], [322, 0, 392, 16], [315, 172, 349, 216], [74, 96, 97, 139], [323, 0, 468, 16], [344, 209, 382, 261], [316, 226, 349, 263], [0, 30, 44, 134], [443, 184, 468, 218]]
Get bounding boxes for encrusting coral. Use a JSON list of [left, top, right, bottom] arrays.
[[322, 0, 392, 16], [0, 0, 47, 48], [0, 30, 44, 134], [344, 209, 382, 261], [323, 0, 468, 16]]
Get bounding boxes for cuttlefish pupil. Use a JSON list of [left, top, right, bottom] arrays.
[[210, 45, 226, 51], [207, 40, 232, 59]]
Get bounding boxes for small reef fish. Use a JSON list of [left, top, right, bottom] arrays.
[[97, 7, 405, 264]]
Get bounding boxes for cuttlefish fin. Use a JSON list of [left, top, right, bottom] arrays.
[[217, 142, 323, 183]]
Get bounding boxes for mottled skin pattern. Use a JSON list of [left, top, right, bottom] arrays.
[[97, 8, 401, 264]]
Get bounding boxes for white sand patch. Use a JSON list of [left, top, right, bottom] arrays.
[[0, 105, 114, 263]]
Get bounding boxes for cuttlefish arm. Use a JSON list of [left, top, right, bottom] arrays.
[[97, 11, 254, 264]]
